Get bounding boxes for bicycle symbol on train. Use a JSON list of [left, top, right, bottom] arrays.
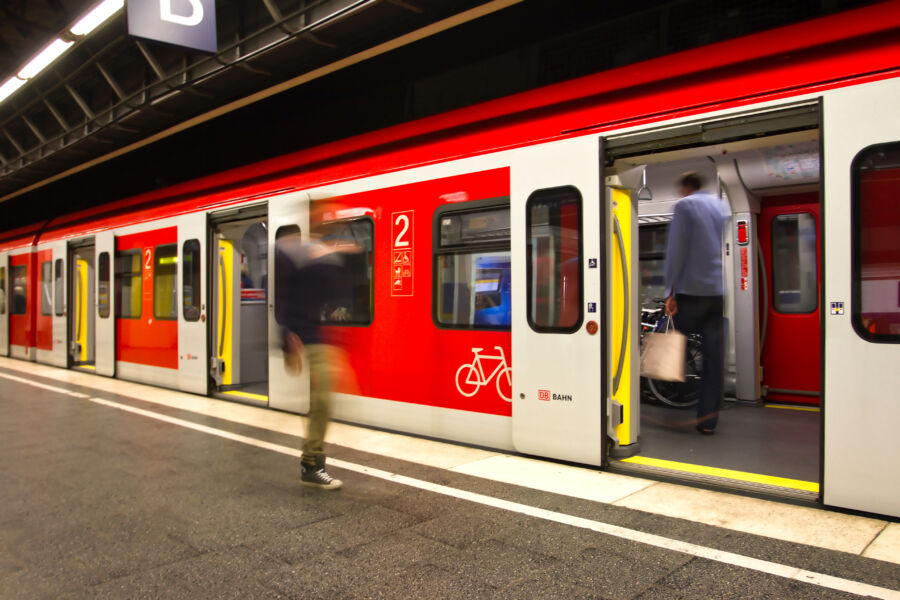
[[455, 346, 512, 402]]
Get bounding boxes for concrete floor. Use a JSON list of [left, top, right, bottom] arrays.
[[1, 358, 898, 599]]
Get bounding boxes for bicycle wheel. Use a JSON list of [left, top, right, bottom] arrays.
[[646, 337, 701, 408], [455, 363, 481, 397], [495, 367, 512, 402]]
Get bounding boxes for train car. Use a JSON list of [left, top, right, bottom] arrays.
[[1, 3, 899, 517]]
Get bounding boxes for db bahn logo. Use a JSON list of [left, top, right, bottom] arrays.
[[538, 389, 573, 402]]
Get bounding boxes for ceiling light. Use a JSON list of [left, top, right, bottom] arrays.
[[18, 39, 74, 80], [0, 77, 27, 103], [71, 0, 125, 36]]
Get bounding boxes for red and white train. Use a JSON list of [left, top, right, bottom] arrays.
[[2, 3, 899, 517]]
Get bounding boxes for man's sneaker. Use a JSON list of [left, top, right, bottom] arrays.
[[301, 455, 342, 490]]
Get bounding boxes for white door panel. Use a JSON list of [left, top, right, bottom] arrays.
[[95, 231, 115, 377], [36, 240, 67, 367], [0, 251, 8, 356], [822, 77, 900, 517], [177, 212, 208, 394], [511, 136, 605, 466], [268, 192, 310, 413]]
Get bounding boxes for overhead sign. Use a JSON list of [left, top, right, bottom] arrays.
[[127, 0, 217, 54]]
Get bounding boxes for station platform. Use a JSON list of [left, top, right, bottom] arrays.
[[1, 356, 899, 599]]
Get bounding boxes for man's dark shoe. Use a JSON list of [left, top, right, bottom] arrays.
[[301, 455, 342, 490]]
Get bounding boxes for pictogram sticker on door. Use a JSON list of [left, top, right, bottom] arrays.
[[391, 210, 414, 296]]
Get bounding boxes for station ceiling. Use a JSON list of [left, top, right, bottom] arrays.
[[0, 0, 882, 232], [0, 0, 495, 206]]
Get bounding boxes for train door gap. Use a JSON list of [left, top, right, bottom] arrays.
[[67, 242, 96, 370], [209, 206, 269, 405], [602, 106, 823, 498]]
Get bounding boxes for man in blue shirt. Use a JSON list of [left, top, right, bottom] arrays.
[[664, 173, 727, 434]]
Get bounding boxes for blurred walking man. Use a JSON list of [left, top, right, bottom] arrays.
[[277, 225, 355, 489]]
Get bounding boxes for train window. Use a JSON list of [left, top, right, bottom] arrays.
[[0, 266, 5, 315], [115, 250, 142, 318], [12, 265, 27, 315], [183, 240, 201, 321], [153, 245, 178, 320], [317, 219, 374, 325], [639, 224, 669, 308], [433, 201, 511, 329], [54, 259, 64, 316], [852, 142, 900, 342], [771, 213, 817, 314], [41, 260, 52, 316], [98, 252, 110, 318], [527, 187, 583, 333]]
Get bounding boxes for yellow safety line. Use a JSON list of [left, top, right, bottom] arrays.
[[620, 455, 819, 493], [222, 390, 269, 402], [77, 364, 96, 371], [766, 404, 820, 412]]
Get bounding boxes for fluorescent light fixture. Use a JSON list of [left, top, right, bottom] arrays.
[[71, 0, 125, 36], [0, 77, 27, 103], [18, 39, 74, 80], [0, 0, 124, 105]]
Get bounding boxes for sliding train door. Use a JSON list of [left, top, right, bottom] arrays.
[[822, 77, 900, 517], [8, 249, 34, 360], [268, 191, 309, 413], [511, 136, 610, 466], [35, 240, 67, 367], [209, 204, 269, 404], [758, 195, 821, 404], [94, 230, 115, 377], [177, 212, 208, 394], [0, 251, 7, 356]]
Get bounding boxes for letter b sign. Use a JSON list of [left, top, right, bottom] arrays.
[[127, 0, 217, 53]]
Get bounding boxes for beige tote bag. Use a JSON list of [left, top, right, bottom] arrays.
[[640, 318, 687, 382]]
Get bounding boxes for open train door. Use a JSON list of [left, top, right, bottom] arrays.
[[68, 241, 95, 369], [822, 78, 900, 517], [94, 230, 115, 377], [603, 182, 639, 458], [511, 136, 608, 466], [0, 251, 7, 356], [177, 212, 208, 394], [267, 191, 310, 413]]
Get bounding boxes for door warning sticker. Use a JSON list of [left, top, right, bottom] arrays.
[[391, 210, 414, 297]]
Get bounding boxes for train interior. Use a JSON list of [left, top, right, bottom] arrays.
[[610, 123, 822, 498], [68, 243, 96, 371], [209, 211, 270, 405]]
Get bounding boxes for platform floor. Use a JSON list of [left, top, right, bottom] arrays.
[[1, 357, 899, 599]]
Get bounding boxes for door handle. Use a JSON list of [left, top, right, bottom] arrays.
[[612, 212, 629, 396]]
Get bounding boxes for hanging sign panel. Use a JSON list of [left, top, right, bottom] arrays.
[[391, 210, 414, 297], [127, 0, 218, 53]]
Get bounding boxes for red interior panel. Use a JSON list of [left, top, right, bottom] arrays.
[[759, 193, 821, 405]]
